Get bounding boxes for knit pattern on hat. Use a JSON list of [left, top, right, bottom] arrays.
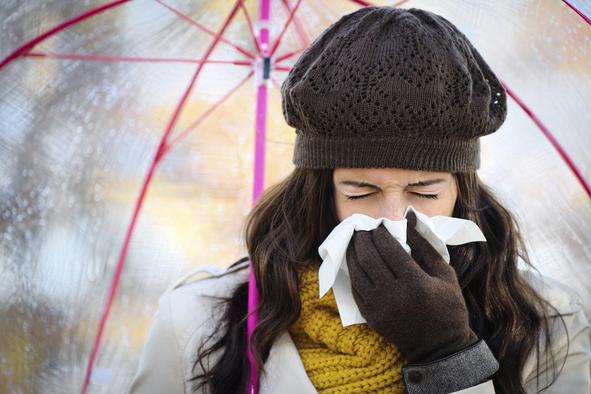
[[289, 261, 406, 393], [281, 6, 507, 172]]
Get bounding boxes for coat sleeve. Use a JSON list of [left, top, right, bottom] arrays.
[[128, 290, 187, 394], [401, 339, 499, 394], [522, 299, 591, 393]]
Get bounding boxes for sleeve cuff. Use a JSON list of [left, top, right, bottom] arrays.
[[402, 339, 499, 394]]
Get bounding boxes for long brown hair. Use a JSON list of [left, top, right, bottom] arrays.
[[190, 167, 567, 393]]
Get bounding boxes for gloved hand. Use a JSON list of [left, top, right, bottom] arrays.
[[345, 210, 479, 364]]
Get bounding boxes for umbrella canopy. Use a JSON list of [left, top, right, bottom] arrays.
[[1, 0, 590, 392]]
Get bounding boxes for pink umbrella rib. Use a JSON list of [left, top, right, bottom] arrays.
[[502, 82, 591, 199], [25, 52, 253, 66], [165, 70, 255, 152], [239, 2, 263, 56], [562, 0, 591, 26], [348, 0, 376, 6], [347, 1, 410, 9], [270, 0, 304, 57], [155, 0, 256, 60], [281, 0, 310, 47], [0, 0, 131, 71], [274, 64, 293, 71], [81, 1, 246, 393], [274, 48, 306, 64]]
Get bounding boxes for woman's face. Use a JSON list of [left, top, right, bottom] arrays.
[[332, 167, 458, 222]]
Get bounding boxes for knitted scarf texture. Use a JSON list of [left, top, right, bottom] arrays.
[[289, 261, 407, 393]]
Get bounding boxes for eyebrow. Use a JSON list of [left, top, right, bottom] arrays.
[[338, 178, 446, 190]]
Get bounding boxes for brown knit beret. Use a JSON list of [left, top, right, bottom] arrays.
[[281, 6, 507, 172]]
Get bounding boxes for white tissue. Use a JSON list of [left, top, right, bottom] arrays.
[[317, 205, 486, 327]]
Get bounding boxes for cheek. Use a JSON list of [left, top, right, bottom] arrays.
[[334, 195, 375, 222], [334, 196, 349, 222], [413, 198, 454, 217], [424, 191, 456, 217]]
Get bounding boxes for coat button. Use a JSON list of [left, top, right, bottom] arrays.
[[407, 370, 423, 384]]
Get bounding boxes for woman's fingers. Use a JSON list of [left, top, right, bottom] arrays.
[[351, 284, 367, 307], [346, 234, 375, 290], [371, 224, 424, 280], [350, 229, 396, 285], [406, 210, 418, 229], [407, 225, 455, 279]]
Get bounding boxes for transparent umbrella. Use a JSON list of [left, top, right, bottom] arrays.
[[0, 0, 590, 393]]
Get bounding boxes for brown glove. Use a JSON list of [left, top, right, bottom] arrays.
[[345, 210, 479, 363]]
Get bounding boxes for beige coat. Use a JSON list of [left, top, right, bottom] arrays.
[[129, 260, 591, 393]]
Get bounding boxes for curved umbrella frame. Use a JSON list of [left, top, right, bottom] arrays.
[[1, 1, 589, 393]]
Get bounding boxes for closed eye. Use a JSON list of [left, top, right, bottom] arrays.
[[346, 193, 439, 200], [345, 194, 373, 200], [413, 193, 439, 200]]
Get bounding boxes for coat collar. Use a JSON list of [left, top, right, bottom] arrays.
[[260, 330, 317, 393], [176, 262, 318, 393]]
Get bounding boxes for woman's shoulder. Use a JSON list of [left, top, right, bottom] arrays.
[[160, 258, 250, 327], [167, 258, 250, 300], [517, 259, 591, 391], [517, 258, 586, 315], [157, 258, 250, 356]]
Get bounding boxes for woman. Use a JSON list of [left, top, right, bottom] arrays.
[[129, 6, 591, 394]]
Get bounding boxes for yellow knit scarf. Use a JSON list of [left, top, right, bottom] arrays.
[[289, 261, 407, 393]]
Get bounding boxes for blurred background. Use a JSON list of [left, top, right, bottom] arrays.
[[1, 0, 590, 392]]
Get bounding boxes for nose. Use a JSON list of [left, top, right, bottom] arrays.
[[379, 198, 408, 221]]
